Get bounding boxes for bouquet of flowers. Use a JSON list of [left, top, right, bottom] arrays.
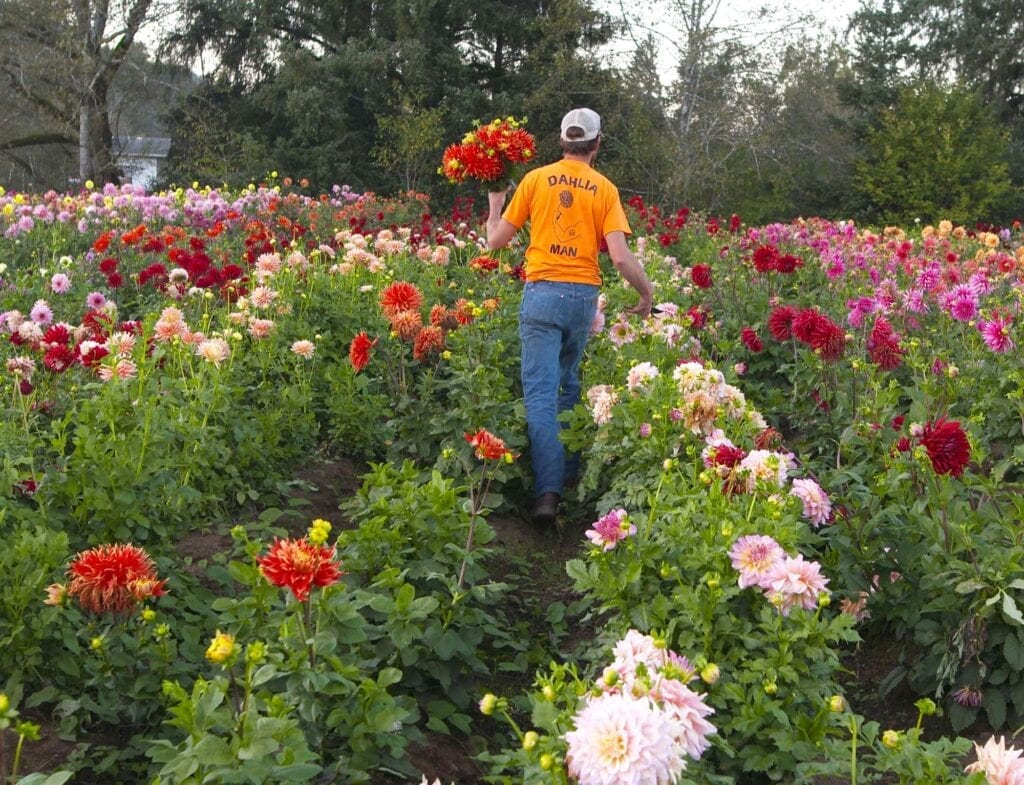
[[439, 116, 536, 190]]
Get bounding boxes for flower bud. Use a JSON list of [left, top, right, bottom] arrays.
[[763, 680, 778, 696], [141, 608, 157, 622], [602, 667, 619, 688], [90, 636, 104, 651], [915, 697, 937, 716], [205, 630, 235, 664], [882, 729, 901, 749], [522, 731, 539, 751], [0, 694, 9, 714], [539, 754, 555, 771], [246, 641, 266, 664], [818, 592, 831, 608], [701, 663, 720, 685], [828, 695, 845, 713], [479, 693, 498, 716], [541, 685, 556, 701]]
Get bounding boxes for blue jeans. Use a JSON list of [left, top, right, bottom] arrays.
[[519, 281, 599, 496]]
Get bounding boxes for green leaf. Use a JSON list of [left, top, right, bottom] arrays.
[[1005, 633, 1024, 670], [238, 737, 280, 760], [955, 579, 987, 594], [1003, 593, 1024, 625], [377, 667, 403, 688], [982, 687, 1007, 729]]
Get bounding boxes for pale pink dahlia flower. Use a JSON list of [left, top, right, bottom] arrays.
[[565, 693, 683, 785], [789, 478, 832, 527], [965, 735, 1024, 785]]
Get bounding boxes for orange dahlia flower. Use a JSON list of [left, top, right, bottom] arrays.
[[465, 429, 515, 462], [67, 543, 167, 614], [379, 281, 423, 317], [257, 537, 342, 602]]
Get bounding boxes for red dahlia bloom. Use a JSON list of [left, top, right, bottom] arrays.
[[349, 331, 376, 372], [752, 245, 779, 272], [792, 309, 826, 344], [380, 281, 423, 317], [67, 543, 167, 614], [98, 257, 119, 275], [775, 254, 803, 274], [810, 319, 846, 361], [740, 327, 764, 353], [920, 418, 970, 477], [691, 264, 713, 289], [43, 324, 71, 346], [708, 444, 747, 468], [44, 345, 76, 372], [767, 305, 797, 341], [465, 428, 514, 461], [257, 538, 342, 602]]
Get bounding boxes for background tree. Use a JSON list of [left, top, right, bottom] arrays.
[[0, 0, 173, 186], [854, 82, 1017, 225]]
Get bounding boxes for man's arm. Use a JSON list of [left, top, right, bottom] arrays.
[[486, 191, 518, 250], [605, 230, 654, 317]]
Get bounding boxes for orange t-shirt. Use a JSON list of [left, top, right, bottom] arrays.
[[502, 158, 631, 285]]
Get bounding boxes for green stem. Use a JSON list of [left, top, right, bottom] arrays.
[[849, 714, 858, 785], [457, 467, 491, 589], [303, 600, 316, 669], [10, 732, 26, 784]]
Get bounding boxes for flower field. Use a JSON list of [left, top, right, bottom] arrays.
[[2, 180, 1023, 783]]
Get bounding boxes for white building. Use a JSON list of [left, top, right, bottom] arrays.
[[114, 136, 171, 191]]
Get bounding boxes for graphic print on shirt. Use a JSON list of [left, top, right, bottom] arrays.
[[552, 189, 583, 254]]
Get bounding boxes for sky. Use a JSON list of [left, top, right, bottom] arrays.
[[596, 0, 864, 79]]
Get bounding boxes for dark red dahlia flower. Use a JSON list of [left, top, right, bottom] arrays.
[[810, 319, 846, 361], [792, 308, 826, 344], [691, 264, 713, 289], [752, 245, 779, 273], [740, 327, 764, 353], [767, 305, 797, 341], [920, 418, 970, 477]]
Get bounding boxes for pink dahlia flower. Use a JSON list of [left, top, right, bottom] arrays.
[[765, 554, 829, 615], [729, 535, 785, 589]]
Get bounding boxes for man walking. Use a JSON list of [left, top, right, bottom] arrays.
[[486, 107, 654, 524]]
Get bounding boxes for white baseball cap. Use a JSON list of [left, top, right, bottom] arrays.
[[560, 108, 601, 142]]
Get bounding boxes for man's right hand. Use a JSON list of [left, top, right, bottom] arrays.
[[626, 295, 653, 318]]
